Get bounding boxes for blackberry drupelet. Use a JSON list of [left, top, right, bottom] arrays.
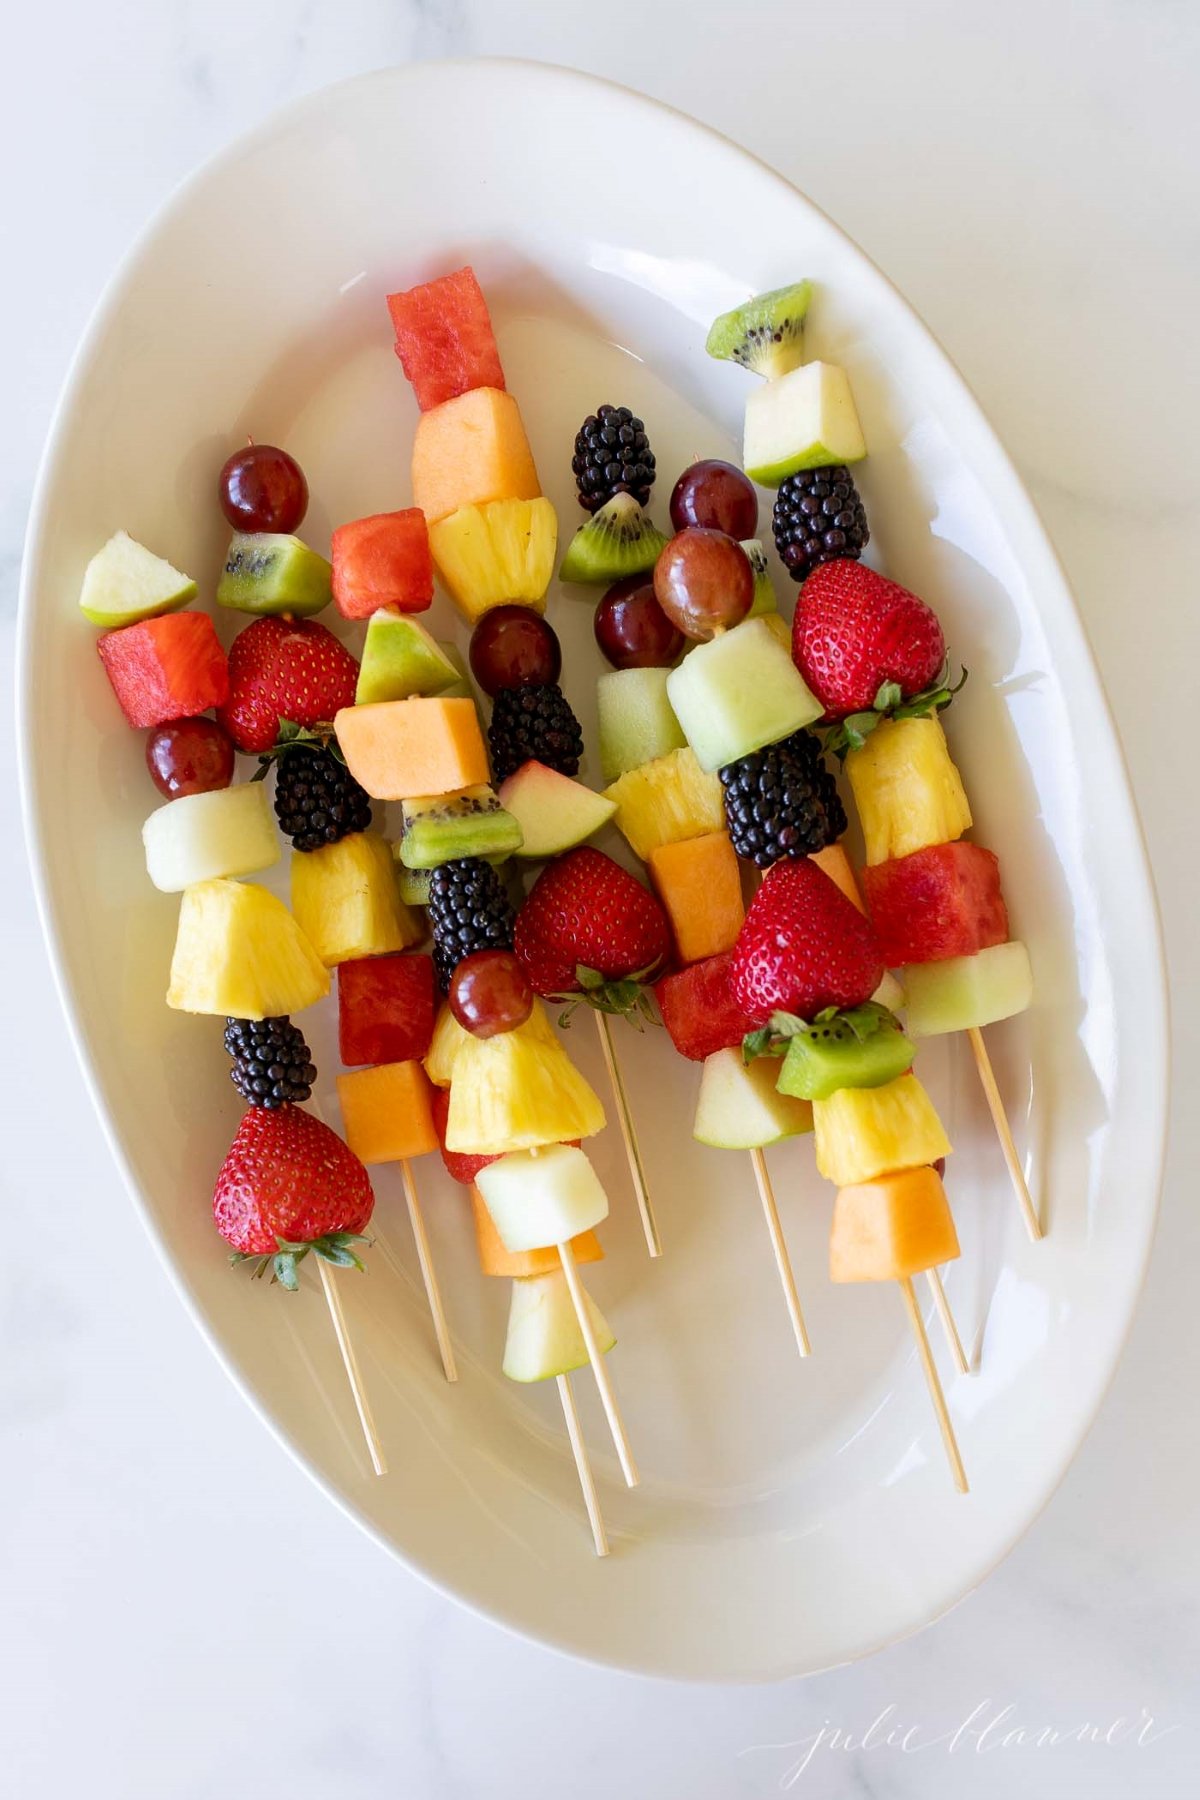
[[224, 1017, 317, 1108], [719, 730, 848, 869], [487, 683, 583, 784], [572, 404, 656, 513], [772, 466, 869, 583], [427, 858, 516, 991], [272, 741, 372, 853]]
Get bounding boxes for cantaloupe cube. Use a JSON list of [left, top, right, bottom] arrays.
[[813, 1074, 951, 1187], [334, 696, 489, 800], [411, 388, 541, 525], [810, 842, 864, 913], [470, 1187, 603, 1279], [648, 831, 745, 965], [829, 1166, 960, 1282], [336, 1060, 439, 1164], [291, 830, 422, 966]]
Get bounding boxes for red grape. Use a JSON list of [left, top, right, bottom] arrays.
[[449, 950, 534, 1038], [145, 717, 236, 798], [594, 575, 685, 669], [653, 529, 754, 641], [219, 444, 308, 533], [469, 606, 561, 695], [670, 459, 758, 539]]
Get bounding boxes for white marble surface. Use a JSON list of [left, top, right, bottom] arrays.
[[2, 2, 1197, 1794]]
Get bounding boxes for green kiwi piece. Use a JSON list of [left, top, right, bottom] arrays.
[[396, 862, 433, 907], [775, 1003, 914, 1102], [559, 493, 668, 585], [706, 282, 812, 380], [399, 785, 524, 870], [216, 532, 332, 616], [740, 539, 778, 617]]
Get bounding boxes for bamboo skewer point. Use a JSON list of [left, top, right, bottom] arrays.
[[926, 1266, 970, 1375], [557, 1373, 609, 1556], [593, 1008, 662, 1259], [967, 1025, 1042, 1243], [317, 1256, 387, 1477], [899, 1275, 968, 1493], [748, 1147, 812, 1359], [400, 1157, 458, 1383], [558, 1236, 639, 1488]]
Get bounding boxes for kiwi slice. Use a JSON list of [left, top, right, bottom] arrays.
[[399, 785, 524, 870], [706, 281, 812, 380], [559, 493, 668, 586], [394, 860, 433, 907], [216, 532, 332, 616], [775, 1003, 914, 1103], [740, 539, 778, 617]]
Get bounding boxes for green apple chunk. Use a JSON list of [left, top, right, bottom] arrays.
[[694, 1048, 814, 1149], [216, 532, 332, 616], [79, 530, 197, 627], [142, 783, 279, 892], [666, 617, 822, 771], [597, 667, 686, 783], [741, 540, 778, 617], [498, 761, 616, 859], [477, 1144, 609, 1253], [502, 1269, 616, 1382], [356, 609, 459, 704], [434, 641, 474, 700], [744, 362, 867, 487], [902, 941, 1033, 1038]]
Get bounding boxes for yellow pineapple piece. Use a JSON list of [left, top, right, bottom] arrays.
[[290, 831, 422, 967], [845, 715, 971, 865], [445, 1001, 606, 1153], [167, 878, 329, 1018], [424, 996, 555, 1088], [813, 1074, 951, 1187], [603, 746, 724, 861], [429, 497, 557, 622]]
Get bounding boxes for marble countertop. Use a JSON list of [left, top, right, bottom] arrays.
[[3, 3, 1197, 1795]]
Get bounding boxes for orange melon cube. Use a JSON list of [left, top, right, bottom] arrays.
[[469, 1187, 604, 1280], [648, 830, 745, 965], [411, 388, 541, 525], [336, 1060, 439, 1164], [810, 842, 865, 913], [829, 1166, 959, 1283], [334, 696, 489, 800]]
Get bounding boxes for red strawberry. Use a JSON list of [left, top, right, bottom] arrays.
[[217, 616, 359, 753], [792, 562, 945, 721], [214, 1106, 375, 1283], [514, 848, 670, 999], [730, 859, 884, 1022]]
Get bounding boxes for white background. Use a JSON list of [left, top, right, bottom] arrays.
[[2, 2, 1197, 1795]]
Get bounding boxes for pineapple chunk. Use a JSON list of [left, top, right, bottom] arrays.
[[167, 879, 329, 1018], [603, 747, 724, 861], [424, 996, 555, 1088], [846, 715, 971, 866], [291, 831, 422, 967], [813, 1074, 950, 1187], [446, 1004, 606, 1153], [429, 497, 557, 622]]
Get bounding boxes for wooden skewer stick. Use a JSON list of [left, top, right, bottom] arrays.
[[317, 1257, 387, 1477], [592, 1009, 662, 1259], [556, 1373, 609, 1556], [899, 1275, 968, 1493], [399, 1159, 458, 1383], [748, 1147, 812, 1359], [926, 1267, 970, 1375], [967, 1025, 1042, 1243], [557, 1236, 639, 1488]]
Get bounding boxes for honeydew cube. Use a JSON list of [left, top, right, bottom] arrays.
[[902, 941, 1033, 1038], [502, 1269, 615, 1383], [693, 1049, 813, 1150], [597, 667, 686, 783], [476, 1144, 610, 1253], [142, 783, 278, 892], [743, 362, 867, 488], [666, 617, 822, 772], [78, 530, 197, 627], [813, 1074, 950, 1187]]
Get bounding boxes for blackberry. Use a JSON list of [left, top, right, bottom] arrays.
[[487, 683, 583, 784], [772, 466, 869, 583], [719, 730, 848, 869], [224, 1017, 317, 1108], [427, 858, 515, 991], [572, 404, 656, 513], [272, 742, 372, 853]]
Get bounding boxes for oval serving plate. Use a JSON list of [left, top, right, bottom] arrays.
[[17, 61, 1166, 1681]]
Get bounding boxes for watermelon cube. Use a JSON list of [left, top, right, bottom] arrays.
[[431, 1084, 499, 1187], [97, 612, 229, 728], [387, 266, 506, 412], [861, 840, 1009, 967], [337, 950, 437, 1066], [655, 951, 759, 1062], [331, 509, 434, 620]]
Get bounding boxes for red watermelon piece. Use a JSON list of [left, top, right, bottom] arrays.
[[386, 267, 506, 412], [861, 841, 1009, 966], [331, 509, 433, 620], [97, 611, 228, 728], [655, 951, 759, 1063], [338, 951, 437, 1067]]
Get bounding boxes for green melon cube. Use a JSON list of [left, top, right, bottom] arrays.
[[665, 617, 822, 771], [902, 941, 1033, 1037], [597, 667, 686, 782]]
